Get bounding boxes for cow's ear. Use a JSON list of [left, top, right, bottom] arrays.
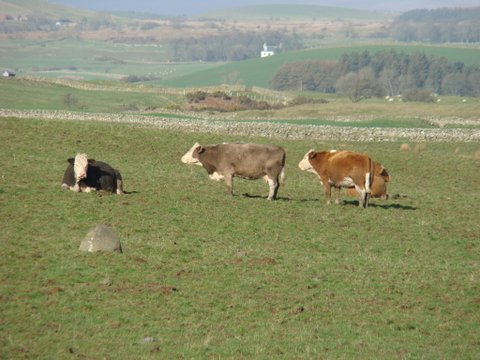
[[67, 158, 75, 164], [308, 151, 317, 159], [195, 145, 204, 154]]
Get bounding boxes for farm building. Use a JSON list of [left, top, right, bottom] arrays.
[[3, 71, 15, 77], [260, 43, 277, 57]]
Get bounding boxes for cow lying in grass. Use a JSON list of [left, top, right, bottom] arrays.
[[298, 149, 390, 208], [182, 142, 285, 200], [345, 174, 390, 200], [61, 153, 124, 195]]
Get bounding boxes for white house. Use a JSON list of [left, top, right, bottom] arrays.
[[260, 43, 277, 58], [3, 71, 15, 77]]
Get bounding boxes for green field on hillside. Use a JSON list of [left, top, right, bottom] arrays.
[[162, 44, 480, 88], [0, 77, 186, 112], [0, 0, 93, 19], [1, 117, 479, 358], [2, 38, 479, 89], [1, 77, 479, 126], [0, 38, 220, 81]]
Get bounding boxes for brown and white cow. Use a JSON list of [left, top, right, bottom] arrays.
[[181, 142, 285, 200], [61, 153, 124, 195], [298, 149, 389, 208]]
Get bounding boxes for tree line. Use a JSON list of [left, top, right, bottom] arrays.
[[168, 31, 302, 62], [270, 49, 480, 101], [389, 7, 480, 43]]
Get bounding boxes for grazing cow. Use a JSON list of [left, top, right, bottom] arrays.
[[181, 142, 285, 200], [298, 150, 388, 208], [61, 153, 124, 195]]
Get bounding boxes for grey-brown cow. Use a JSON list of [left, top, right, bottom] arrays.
[[181, 142, 285, 200]]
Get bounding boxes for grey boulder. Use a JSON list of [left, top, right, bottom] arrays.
[[79, 225, 122, 253]]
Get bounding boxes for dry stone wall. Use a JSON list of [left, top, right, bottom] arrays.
[[1, 109, 479, 142]]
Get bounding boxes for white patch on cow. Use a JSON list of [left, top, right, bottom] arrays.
[[181, 142, 202, 165], [333, 177, 355, 188], [365, 172, 371, 193], [209, 172, 224, 181], [74, 153, 88, 182], [330, 149, 337, 153], [298, 150, 316, 173]]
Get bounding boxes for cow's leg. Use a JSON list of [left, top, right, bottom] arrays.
[[224, 173, 234, 196], [99, 175, 116, 193], [267, 176, 279, 201], [355, 186, 368, 208], [334, 186, 341, 204], [323, 181, 332, 205]]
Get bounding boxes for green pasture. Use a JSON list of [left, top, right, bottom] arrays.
[[162, 44, 480, 88], [3, 38, 480, 89], [2, 77, 479, 128], [0, 77, 186, 112], [1, 117, 479, 358], [0, 38, 220, 81], [0, 0, 94, 20]]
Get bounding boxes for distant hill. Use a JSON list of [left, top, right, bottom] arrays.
[[0, 0, 95, 20], [199, 4, 392, 21], [41, 0, 480, 16]]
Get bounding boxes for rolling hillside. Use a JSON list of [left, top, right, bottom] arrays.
[[0, 0, 94, 20], [199, 4, 392, 21], [160, 44, 480, 88]]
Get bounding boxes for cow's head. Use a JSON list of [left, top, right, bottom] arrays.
[[298, 149, 317, 173], [181, 142, 204, 166], [379, 167, 391, 182], [74, 153, 89, 182], [374, 162, 391, 183]]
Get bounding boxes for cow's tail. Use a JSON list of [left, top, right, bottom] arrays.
[[366, 157, 374, 194], [279, 151, 286, 184], [362, 157, 374, 208], [279, 167, 285, 184]]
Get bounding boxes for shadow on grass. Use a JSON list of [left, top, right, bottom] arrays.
[[240, 193, 292, 201], [341, 200, 417, 210], [238, 193, 417, 210]]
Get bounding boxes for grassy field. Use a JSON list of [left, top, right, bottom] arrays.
[[1, 77, 479, 129], [2, 39, 479, 88], [0, 38, 220, 81], [0, 77, 188, 112], [161, 43, 480, 88], [1, 116, 479, 358], [0, 0, 94, 20]]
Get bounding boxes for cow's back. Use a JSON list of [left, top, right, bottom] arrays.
[[325, 151, 370, 184], [216, 143, 285, 178], [86, 160, 119, 192]]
